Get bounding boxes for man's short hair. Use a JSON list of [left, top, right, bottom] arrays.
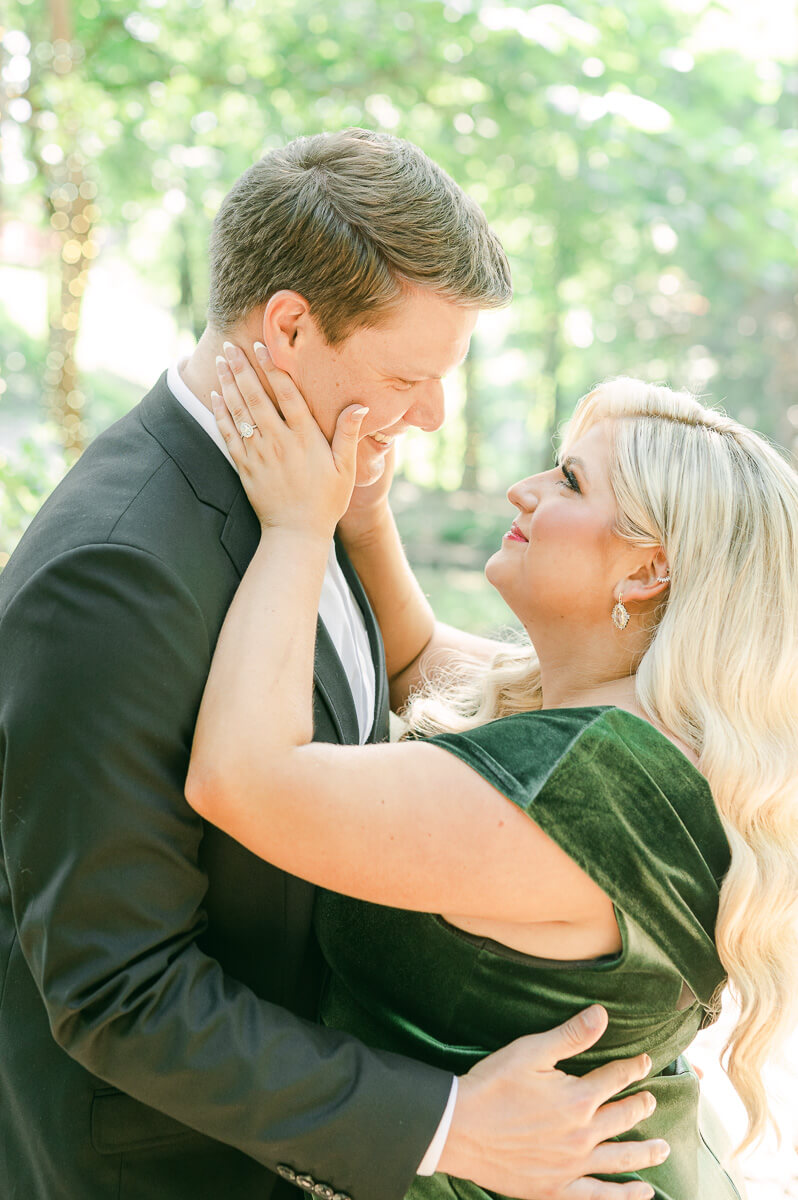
[[208, 128, 511, 344]]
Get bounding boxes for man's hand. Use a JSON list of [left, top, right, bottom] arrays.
[[437, 1006, 668, 1200]]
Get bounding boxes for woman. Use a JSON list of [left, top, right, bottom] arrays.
[[186, 342, 798, 1200]]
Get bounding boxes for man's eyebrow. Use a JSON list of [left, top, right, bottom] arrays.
[[392, 351, 470, 382]]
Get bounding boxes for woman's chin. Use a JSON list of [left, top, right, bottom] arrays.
[[485, 550, 524, 622], [484, 549, 506, 592]]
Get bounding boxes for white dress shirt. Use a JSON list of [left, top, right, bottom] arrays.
[[166, 361, 456, 1174]]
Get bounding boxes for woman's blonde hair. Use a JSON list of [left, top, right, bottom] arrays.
[[406, 378, 798, 1151]]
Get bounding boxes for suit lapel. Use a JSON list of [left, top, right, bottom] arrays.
[[334, 535, 390, 744], [140, 373, 359, 747], [313, 621, 359, 746]]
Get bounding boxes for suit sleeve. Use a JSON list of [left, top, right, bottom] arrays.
[[0, 542, 452, 1200]]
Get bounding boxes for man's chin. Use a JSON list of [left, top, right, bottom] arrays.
[[354, 451, 387, 488]]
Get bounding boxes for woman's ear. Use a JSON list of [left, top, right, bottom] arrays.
[[617, 548, 671, 605]]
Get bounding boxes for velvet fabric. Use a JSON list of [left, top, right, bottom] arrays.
[[315, 706, 743, 1199]]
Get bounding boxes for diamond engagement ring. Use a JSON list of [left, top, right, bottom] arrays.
[[239, 421, 257, 439]]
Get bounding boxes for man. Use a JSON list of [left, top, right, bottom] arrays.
[[0, 129, 662, 1200]]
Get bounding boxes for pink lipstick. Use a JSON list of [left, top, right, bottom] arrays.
[[504, 521, 528, 543]]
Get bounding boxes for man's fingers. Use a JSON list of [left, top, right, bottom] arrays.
[[588, 1136, 670, 1177], [534, 1005, 609, 1066], [592, 1090, 656, 1142], [581, 1052, 651, 1110]]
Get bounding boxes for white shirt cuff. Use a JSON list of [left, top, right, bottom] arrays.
[[416, 1077, 458, 1176]]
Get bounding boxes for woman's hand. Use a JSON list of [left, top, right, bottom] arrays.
[[212, 340, 369, 538]]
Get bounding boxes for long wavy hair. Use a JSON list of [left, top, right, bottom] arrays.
[[405, 378, 798, 1151]]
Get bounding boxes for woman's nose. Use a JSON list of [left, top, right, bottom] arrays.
[[506, 476, 539, 511], [406, 381, 445, 433]]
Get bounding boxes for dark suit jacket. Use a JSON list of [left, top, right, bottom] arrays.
[[0, 373, 451, 1200]]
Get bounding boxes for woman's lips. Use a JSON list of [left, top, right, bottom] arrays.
[[504, 521, 528, 543]]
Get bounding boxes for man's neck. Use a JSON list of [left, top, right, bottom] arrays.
[[179, 327, 230, 411]]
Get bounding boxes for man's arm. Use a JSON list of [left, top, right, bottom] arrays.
[[0, 542, 451, 1200]]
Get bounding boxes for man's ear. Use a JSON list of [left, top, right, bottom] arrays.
[[617, 548, 671, 605], [260, 291, 313, 369]]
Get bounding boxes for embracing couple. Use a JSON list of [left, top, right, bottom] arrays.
[[1, 128, 796, 1200]]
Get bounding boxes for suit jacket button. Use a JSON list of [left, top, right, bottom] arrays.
[[296, 1176, 315, 1190], [314, 1187, 334, 1199], [276, 1165, 297, 1182]]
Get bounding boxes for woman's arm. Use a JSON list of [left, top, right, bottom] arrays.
[[187, 526, 608, 922], [187, 345, 611, 931], [340, 505, 509, 712]]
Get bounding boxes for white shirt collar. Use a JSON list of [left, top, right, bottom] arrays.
[[165, 359, 376, 743], [166, 360, 237, 472]]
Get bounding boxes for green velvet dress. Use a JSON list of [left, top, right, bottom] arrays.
[[314, 706, 744, 1200]]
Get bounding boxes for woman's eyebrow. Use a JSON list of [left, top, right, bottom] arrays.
[[562, 454, 588, 480]]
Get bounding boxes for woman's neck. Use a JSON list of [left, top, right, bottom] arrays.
[[542, 673, 639, 713]]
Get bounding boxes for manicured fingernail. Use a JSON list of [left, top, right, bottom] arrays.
[[654, 1141, 670, 1162], [353, 406, 369, 419], [222, 340, 240, 361], [642, 1054, 652, 1072], [645, 1093, 656, 1116], [215, 354, 230, 374], [210, 390, 221, 403], [253, 341, 270, 360]]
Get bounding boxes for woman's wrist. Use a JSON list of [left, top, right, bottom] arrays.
[[256, 523, 334, 558], [337, 501, 394, 552]]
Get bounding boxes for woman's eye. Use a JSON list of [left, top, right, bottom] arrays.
[[393, 381, 414, 392], [557, 466, 581, 493]]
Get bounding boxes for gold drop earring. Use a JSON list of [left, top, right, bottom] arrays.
[[613, 575, 670, 629], [611, 592, 630, 630]]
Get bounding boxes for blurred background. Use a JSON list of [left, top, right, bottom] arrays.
[[1, 0, 797, 1189]]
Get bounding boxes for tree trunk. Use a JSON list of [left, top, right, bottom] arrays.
[[461, 345, 480, 491], [542, 307, 564, 470], [178, 216, 205, 342], [44, 0, 96, 459]]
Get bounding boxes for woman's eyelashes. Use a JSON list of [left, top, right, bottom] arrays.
[[557, 464, 582, 493]]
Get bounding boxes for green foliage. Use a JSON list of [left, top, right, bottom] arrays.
[[3, 0, 797, 604], [0, 433, 68, 566], [6, 0, 797, 473]]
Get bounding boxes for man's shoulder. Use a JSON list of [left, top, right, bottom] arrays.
[[1, 380, 238, 608]]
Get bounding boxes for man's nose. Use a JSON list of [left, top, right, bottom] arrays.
[[406, 381, 445, 433]]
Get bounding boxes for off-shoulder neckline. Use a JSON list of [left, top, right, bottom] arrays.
[[514, 704, 711, 791]]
